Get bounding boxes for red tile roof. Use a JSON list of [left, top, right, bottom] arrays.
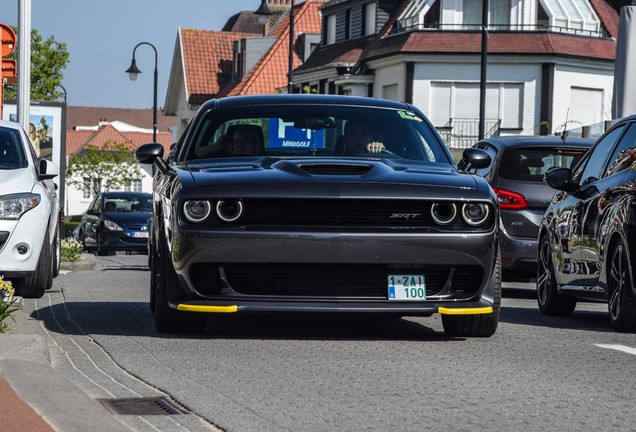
[[364, 31, 616, 62], [66, 125, 172, 157], [590, 0, 620, 38], [180, 29, 257, 105], [67, 106, 175, 132], [226, 0, 325, 96]]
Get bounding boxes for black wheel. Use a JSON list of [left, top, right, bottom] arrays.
[[14, 229, 52, 298], [154, 238, 206, 333], [537, 235, 576, 316], [148, 237, 158, 313], [96, 233, 108, 256], [607, 240, 636, 331], [442, 251, 501, 337], [52, 226, 61, 278]]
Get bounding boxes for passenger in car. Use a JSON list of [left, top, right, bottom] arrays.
[[105, 201, 117, 212], [228, 126, 262, 156], [342, 120, 385, 155]]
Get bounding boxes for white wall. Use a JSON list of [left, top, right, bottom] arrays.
[[373, 63, 406, 101], [551, 63, 614, 135], [411, 60, 541, 135], [64, 170, 154, 217]]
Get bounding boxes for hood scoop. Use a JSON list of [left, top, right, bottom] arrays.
[[297, 163, 373, 176]]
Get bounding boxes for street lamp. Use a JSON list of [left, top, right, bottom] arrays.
[[255, 0, 295, 93], [125, 42, 158, 143]]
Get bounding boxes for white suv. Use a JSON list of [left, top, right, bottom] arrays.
[[0, 120, 60, 298]]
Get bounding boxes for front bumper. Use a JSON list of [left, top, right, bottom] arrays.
[[166, 228, 499, 315], [0, 206, 49, 275]]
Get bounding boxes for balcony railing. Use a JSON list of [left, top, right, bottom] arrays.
[[395, 22, 607, 38], [437, 118, 502, 149]]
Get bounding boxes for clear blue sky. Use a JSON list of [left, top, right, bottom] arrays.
[[4, 0, 260, 109]]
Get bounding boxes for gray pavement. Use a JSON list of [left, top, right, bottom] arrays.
[[0, 253, 130, 431]]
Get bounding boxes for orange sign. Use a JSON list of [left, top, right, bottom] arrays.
[[2, 59, 16, 77], [1, 24, 16, 58]]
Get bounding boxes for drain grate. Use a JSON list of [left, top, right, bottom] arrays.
[[98, 397, 187, 416]]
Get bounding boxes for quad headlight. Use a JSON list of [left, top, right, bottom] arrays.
[[183, 200, 212, 223], [0, 193, 40, 220], [462, 203, 490, 226], [430, 201, 492, 227], [183, 199, 245, 224]]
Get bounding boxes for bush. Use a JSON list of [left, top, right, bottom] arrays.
[[64, 221, 80, 238], [61, 238, 84, 262]]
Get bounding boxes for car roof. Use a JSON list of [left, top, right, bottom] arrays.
[[203, 94, 415, 111], [101, 192, 151, 198], [0, 120, 22, 131], [476, 135, 594, 149]]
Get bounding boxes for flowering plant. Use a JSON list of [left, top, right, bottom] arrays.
[[61, 238, 84, 262], [0, 275, 17, 333]]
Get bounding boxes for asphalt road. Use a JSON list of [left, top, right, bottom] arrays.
[[4, 254, 636, 431]]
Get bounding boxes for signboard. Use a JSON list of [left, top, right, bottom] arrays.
[[268, 118, 325, 149], [3, 101, 67, 210]]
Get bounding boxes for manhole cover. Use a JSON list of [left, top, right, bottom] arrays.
[[98, 397, 187, 416]]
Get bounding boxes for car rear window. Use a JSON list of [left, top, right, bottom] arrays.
[[499, 148, 587, 181]]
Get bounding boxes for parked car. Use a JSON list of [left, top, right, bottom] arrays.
[[136, 94, 501, 337], [539, 114, 636, 331], [79, 191, 152, 256], [465, 136, 593, 281], [0, 120, 61, 298]]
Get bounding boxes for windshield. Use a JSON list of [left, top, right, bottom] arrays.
[[184, 105, 450, 164], [102, 195, 152, 212], [0, 127, 27, 170]]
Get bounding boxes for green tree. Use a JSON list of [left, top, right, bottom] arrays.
[[66, 142, 145, 195], [4, 27, 69, 101]]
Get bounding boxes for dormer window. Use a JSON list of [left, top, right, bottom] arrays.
[[326, 14, 336, 44], [540, 0, 600, 33], [364, 2, 376, 36]]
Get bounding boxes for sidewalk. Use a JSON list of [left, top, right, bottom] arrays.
[[0, 254, 129, 432]]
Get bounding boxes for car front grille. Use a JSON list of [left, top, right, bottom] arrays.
[[189, 264, 483, 300], [242, 199, 434, 226]]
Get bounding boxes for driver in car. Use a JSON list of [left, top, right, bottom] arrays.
[[343, 120, 385, 155]]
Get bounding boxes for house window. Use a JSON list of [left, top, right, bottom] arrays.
[[382, 84, 398, 100], [539, 0, 599, 33], [462, 0, 511, 29], [82, 178, 91, 199], [124, 179, 143, 192], [326, 14, 336, 44], [345, 9, 351, 40], [364, 3, 376, 35], [83, 177, 101, 199]]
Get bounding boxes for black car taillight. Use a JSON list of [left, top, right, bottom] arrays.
[[492, 187, 528, 210]]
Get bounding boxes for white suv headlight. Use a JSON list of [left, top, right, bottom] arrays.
[[0, 193, 41, 220]]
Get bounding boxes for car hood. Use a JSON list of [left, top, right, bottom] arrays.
[[183, 157, 489, 199], [0, 168, 36, 194], [104, 211, 152, 225]]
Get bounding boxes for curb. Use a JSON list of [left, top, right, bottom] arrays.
[[60, 253, 97, 272]]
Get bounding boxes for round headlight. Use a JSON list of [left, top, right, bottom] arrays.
[[215, 200, 244, 223], [430, 202, 457, 225], [183, 200, 212, 223], [462, 203, 490, 226]]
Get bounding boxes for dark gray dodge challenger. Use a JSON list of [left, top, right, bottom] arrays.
[[136, 94, 500, 337]]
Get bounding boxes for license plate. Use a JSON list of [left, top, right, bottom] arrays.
[[132, 232, 148, 238], [388, 275, 426, 301]]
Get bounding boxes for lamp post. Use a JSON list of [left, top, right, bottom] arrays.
[[126, 42, 158, 143], [255, 0, 295, 93], [478, 0, 489, 140]]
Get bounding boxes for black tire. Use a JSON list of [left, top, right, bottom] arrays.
[[96, 233, 108, 256], [607, 239, 636, 332], [154, 238, 206, 333], [52, 226, 61, 278], [442, 251, 501, 337], [148, 237, 158, 313], [14, 229, 52, 298], [537, 235, 576, 316]]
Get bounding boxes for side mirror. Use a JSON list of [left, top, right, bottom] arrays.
[[459, 148, 491, 171], [544, 167, 575, 192], [38, 159, 59, 180], [135, 143, 164, 164], [135, 143, 175, 176]]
